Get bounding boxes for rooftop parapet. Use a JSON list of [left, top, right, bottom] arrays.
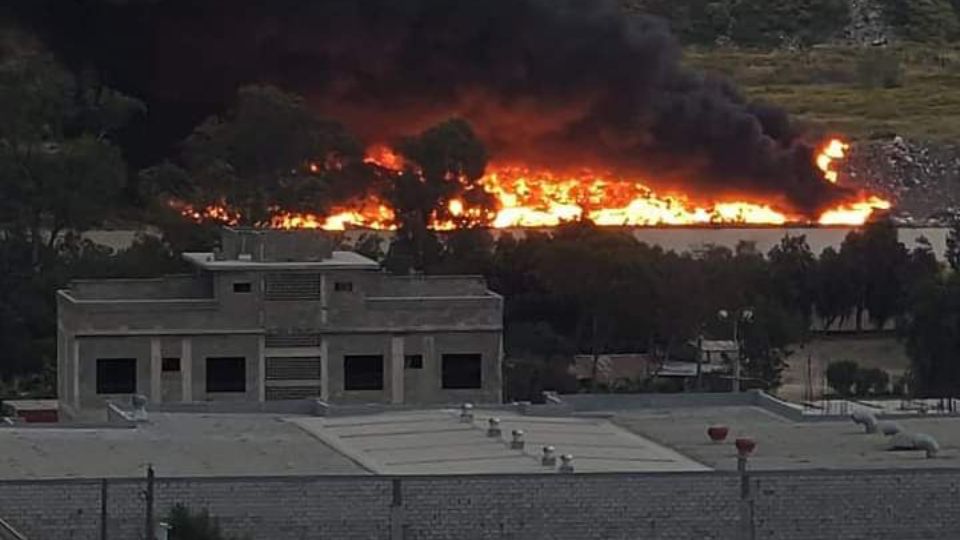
[[218, 227, 333, 262]]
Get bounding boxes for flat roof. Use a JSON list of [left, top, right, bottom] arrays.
[[11, 398, 957, 480], [291, 409, 709, 475], [183, 251, 380, 271], [0, 413, 366, 480], [613, 406, 960, 471]]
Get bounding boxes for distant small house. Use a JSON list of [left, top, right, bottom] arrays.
[[571, 351, 730, 387], [572, 354, 658, 386], [677, 339, 739, 365]]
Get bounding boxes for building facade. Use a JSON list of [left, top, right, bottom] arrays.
[[57, 228, 503, 413]]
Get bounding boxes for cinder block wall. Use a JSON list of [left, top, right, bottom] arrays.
[[1, 470, 959, 540]]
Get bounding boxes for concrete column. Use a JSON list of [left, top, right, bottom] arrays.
[[56, 326, 65, 404], [320, 274, 329, 325], [257, 334, 266, 402], [390, 336, 404, 405], [180, 338, 193, 402], [71, 336, 80, 410], [425, 336, 437, 388], [496, 332, 505, 403], [150, 338, 162, 403], [320, 339, 330, 401]]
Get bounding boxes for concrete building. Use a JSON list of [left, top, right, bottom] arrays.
[[56, 228, 503, 414]]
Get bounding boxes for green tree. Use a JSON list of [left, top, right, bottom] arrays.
[[826, 360, 860, 396], [902, 273, 960, 397], [387, 118, 494, 272], [945, 218, 960, 272], [503, 322, 577, 402], [838, 220, 910, 330], [430, 228, 496, 275], [144, 85, 364, 227], [814, 247, 856, 330], [854, 367, 890, 396], [768, 235, 817, 329], [0, 55, 135, 265]]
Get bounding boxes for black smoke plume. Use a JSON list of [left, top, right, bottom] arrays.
[[9, 0, 850, 213]]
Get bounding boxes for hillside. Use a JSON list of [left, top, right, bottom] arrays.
[[623, 0, 960, 221]]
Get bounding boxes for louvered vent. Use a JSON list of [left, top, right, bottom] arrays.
[[265, 357, 322, 380], [264, 273, 322, 300], [264, 333, 322, 348]]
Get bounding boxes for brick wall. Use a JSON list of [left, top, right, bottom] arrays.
[[1, 470, 958, 540]]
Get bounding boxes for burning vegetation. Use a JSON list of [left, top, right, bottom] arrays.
[[104, 0, 892, 232], [177, 136, 890, 231]]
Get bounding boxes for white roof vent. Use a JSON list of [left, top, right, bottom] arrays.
[[510, 429, 525, 450], [130, 394, 149, 422], [890, 432, 940, 458], [486, 417, 502, 437], [559, 454, 575, 473], [459, 403, 474, 423], [879, 421, 902, 436], [541, 446, 557, 467], [851, 410, 878, 434]]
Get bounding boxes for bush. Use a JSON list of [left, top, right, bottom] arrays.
[[854, 367, 891, 396], [826, 360, 860, 397], [879, 0, 960, 42], [167, 505, 244, 540], [856, 49, 905, 89]]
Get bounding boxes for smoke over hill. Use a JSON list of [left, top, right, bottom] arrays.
[[9, 0, 850, 213]]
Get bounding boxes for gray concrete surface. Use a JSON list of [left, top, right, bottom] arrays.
[[0, 413, 366, 479], [292, 409, 709, 474], [614, 405, 960, 471]]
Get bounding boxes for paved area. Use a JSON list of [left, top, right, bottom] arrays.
[[614, 406, 960, 471], [0, 413, 366, 479], [290, 409, 709, 474]]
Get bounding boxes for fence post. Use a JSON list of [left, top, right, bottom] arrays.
[[100, 478, 108, 540], [390, 478, 403, 540], [145, 466, 155, 540], [738, 456, 756, 540]]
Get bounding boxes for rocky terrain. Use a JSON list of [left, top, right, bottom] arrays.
[[846, 138, 960, 224]]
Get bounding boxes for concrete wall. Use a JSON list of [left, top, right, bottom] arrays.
[[60, 261, 504, 409], [74, 335, 262, 408], [324, 331, 501, 404], [1, 470, 959, 540], [69, 275, 211, 300]]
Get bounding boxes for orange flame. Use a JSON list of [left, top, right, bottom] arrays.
[[177, 137, 891, 230], [817, 138, 848, 184]]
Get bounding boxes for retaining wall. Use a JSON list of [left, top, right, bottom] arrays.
[[1, 469, 959, 540]]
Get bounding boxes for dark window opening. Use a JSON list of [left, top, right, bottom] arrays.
[[334, 281, 354, 292], [162, 357, 181, 372], [96, 359, 137, 394], [344, 355, 383, 391], [233, 282, 252, 293], [442, 354, 483, 389], [206, 357, 246, 393], [405, 354, 423, 370]]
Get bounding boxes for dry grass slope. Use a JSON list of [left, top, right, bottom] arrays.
[[686, 45, 960, 141]]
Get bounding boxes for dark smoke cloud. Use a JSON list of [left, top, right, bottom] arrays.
[[9, 0, 849, 213]]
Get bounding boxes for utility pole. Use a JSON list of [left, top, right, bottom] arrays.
[[719, 308, 753, 394]]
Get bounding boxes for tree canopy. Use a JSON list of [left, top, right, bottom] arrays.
[[143, 85, 366, 227], [0, 55, 137, 263]]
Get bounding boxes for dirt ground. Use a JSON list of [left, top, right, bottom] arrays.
[[778, 334, 910, 402]]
